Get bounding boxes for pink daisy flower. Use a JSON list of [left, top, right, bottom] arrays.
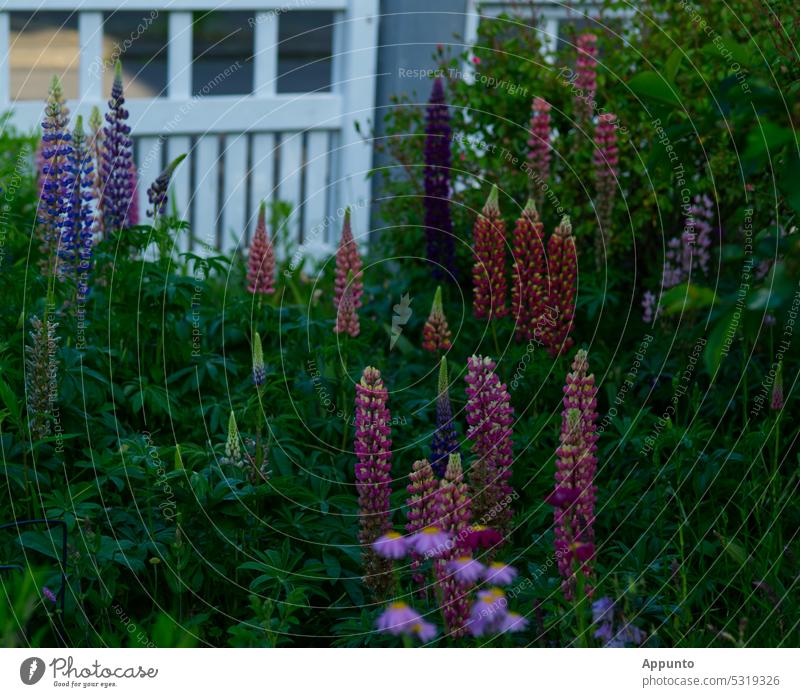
[[499, 612, 529, 633], [411, 526, 450, 557], [468, 588, 508, 637], [484, 561, 518, 586], [373, 531, 410, 559], [447, 556, 486, 584]]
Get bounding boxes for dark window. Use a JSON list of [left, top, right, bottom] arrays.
[[192, 11, 254, 96], [277, 11, 334, 94]]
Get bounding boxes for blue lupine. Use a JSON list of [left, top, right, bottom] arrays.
[[39, 76, 72, 271], [100, 61, 135, 231], [430, 356, 459, 478]]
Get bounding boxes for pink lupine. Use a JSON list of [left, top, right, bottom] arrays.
[[771, 361, 784, 411], [593, 112, 619, 262], [548, 349, 599, 600], [433, 454, 473, 637], [354, 366, 394, 598], [334, 208, 363, 311], [406, 458, 439, 587], [335, 278, 360, 337], [527, 97, 552, 200], [543, 216, 578, 356], [575, 33, 598, 124], [464, 355, 515, 537], [510, 199, 548, 343], [247, 202, 276, 295], [472, 185, 508, 320]]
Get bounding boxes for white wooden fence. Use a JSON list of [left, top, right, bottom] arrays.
[[0, 0, 379, 259]]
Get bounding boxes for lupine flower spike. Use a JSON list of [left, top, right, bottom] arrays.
[[465, 355, 515, 537], [472, 185, 508, 320], [548, 349, 599, 600], [406, 458, 438, 588], [252, 331, 266, 388], [771, 361, 784, 411], [147, 154, 186, 218], [424, 77, 455, 279], [511, 199, 549, 343], [222, 410, 243, 467], [335, 270, 360, 337], [25, 315, 60, 441], [592, 597, 646, 647], [66, 116, 98, 303], [433, 453, 473, 636], [430, 357, 459, 478], [593, 112, 619, 266], [527, 97, 552, 203], [88, 106, 104, 233], [246, 201, 276, 295], [333, 208, 363, 311], [422, 286, 452, 352], [574, 33, 598, 126], [354, 366, 394, 598], [38, 76, 72, 273], [100, 61, 136, 231], [544, 216, 578, 356]]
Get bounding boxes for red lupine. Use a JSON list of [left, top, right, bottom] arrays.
[[527, 97, 552, 200], [334, 208, 363, 311], [354, 366, 394, 598], [548, 349, 598, 600], [246, 202, 276, 295], [422, 286, 452, 352], [472, 185, 508, 320], [543, 216, 578, 356], [464, 355, 515, 538], [510, 199, 549, 343]]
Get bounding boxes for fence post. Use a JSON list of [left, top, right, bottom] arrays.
[[333, 0, 379, 248], [0, 12, 10, 107]]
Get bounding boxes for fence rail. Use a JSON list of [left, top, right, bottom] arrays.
[[0, 0, 379, 259]]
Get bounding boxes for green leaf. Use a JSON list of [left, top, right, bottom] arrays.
[[659, 283, 717, 316], [704, 309, 738, 377], [628, 71, 681, 107]]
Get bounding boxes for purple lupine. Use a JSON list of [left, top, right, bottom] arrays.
[[464, 355, 515, 538], [592, 597, 646, 647], [641, 290, 658, 323], [146, 154, 186, 218], [406, 458, 438, 589], [593, 112, 619, 263], [38, 76, 72, 274], [527, 97, 552, 202], [100, 61, 136, 231], [574, 33, 598, 125], [424, 77, 455, 280], [354, 366, 394, 598], [430, 357, 459, 478], [25, 315, 59, 441], [664, 194, 714, 288], [548, 349, 599, 601], [433, 454, 473, 637], [65, 116, 97, 303]]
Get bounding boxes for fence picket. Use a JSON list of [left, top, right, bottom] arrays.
[[222, 134, 248, 253], [193, 135, 221, 255]]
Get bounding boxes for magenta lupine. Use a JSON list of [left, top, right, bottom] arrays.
[[574, 33, 598, 125], [543, 216, 578, 356], [771, 361, 784, 411], [472, 186, 508, 320], [354, 366, 394, 598], [424, 77, 455, 279], [406, 458, 438, 588], [100, 62, 136, 231], [246, 202, 276, 295], [433, 454, 473, 637], [422, 286, 452, 352], [333, 208, 363, 311], [510, 199, 548, 343], [548, 349, 599, 600], [527, 97, 552, 202], [464, 355, 515, 537], [593, 112, 619, 264]]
